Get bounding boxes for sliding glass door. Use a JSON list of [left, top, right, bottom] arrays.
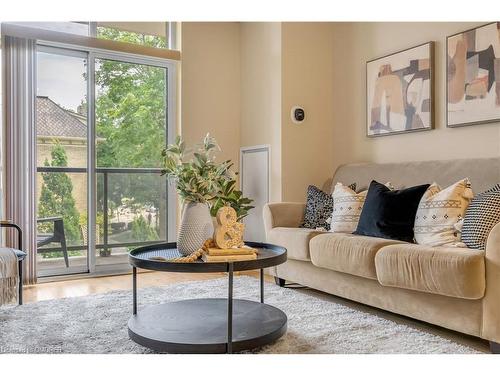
[[36, 47, 90, 276], [35, 45, 175, 277], [94, 57, 168, 270]]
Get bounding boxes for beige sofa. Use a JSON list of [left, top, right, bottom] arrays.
[[263, 157, 500, 353]]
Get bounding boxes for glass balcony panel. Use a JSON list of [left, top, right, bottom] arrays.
[[95, 171, 167, 267], [36, 171, 88, 274]]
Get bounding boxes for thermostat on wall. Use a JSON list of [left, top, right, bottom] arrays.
[[291, 106, 305, 124]]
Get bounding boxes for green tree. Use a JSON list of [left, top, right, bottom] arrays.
[[97, 27, 167, 49], [94, 28, 167, 233], [131, 216, 159, 242], [38, 143, 81, 245], [95, 28, 166, 169]]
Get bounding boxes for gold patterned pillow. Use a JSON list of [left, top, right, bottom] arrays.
[[414, 178, 474, 247]]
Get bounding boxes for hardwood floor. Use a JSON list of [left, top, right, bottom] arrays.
[[24, 270, 261, 303], [22, 270, 489, 353]]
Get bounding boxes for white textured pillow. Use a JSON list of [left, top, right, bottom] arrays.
[[330, 183, 367, 233], [329, 182, 396, 233], [414, 178, 473, 247]]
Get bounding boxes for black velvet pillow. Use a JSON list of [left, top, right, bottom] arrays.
[[354, 180, 430, 242]]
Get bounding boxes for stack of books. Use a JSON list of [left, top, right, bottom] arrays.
[[201, 247, 257, 262]]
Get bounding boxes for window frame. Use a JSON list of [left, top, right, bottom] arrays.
[[34, 36, 178, 278], [1, 22, 180, 61]]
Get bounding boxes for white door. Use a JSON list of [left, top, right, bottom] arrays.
[[240, 146, 270, 242]]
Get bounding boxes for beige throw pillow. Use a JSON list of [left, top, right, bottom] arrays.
[[414, 178, 473, 247], [329, 182, 396, 233], [330, 183, 367, 233]]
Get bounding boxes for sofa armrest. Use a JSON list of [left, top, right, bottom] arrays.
[[481, 222, 500, 342], [263, 202, 306, 236]]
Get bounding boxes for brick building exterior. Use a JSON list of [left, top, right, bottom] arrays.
[[36, 96, 88, 214]]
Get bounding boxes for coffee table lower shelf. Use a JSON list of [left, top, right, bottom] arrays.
[[128, 298, 287, 353]]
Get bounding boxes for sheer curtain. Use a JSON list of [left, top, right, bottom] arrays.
[[0, 35, 4, 229], [2, 35, 37, 284]]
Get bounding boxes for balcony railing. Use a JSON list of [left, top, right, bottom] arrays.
[[36, 166, 167, 257]]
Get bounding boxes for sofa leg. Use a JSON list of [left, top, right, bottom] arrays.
[[490, 341, 500, 354], [274, 277, 286, 287]]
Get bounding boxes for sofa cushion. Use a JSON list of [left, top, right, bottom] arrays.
[[309, 233, 402, 279], [375, 244, 485, 299], [267, 227, 325, 261]]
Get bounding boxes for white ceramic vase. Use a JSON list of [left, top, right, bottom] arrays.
[[177, 202, 214, 256]]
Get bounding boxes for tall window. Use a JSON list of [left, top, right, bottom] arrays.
[[33, 25, 176, 277], [36, 48, 89, 276], [94, 57, 168, 268]]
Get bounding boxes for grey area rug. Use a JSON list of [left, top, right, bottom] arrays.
[[0, 276, 481, 354]]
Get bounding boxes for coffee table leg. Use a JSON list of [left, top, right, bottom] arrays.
[[133, 266, 137, 315], [260, 268, 264, 303], [227, 262, 234, 354]]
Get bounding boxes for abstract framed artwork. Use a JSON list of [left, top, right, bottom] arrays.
[[366, 42, 434, 137], [447, 22, 500, 127]]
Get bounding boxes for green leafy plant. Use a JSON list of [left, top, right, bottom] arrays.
[[210, 179, 254, 221], [131, 216, 159, 242], [161, 134, 254, 221], [161, 134, 234, 203]]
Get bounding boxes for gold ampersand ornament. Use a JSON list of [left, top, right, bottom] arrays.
[[214, 206, 245, 249]]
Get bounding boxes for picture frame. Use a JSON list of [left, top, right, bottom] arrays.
[[366, 41, 435, 138], [446, 22, 500, 128]]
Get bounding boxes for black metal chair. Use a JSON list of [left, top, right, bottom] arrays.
[[0, 220, 26, 305], [37, 217, 69, 267]]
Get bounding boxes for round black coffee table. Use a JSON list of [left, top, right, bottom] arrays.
[[128, 241, 287, 353]]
